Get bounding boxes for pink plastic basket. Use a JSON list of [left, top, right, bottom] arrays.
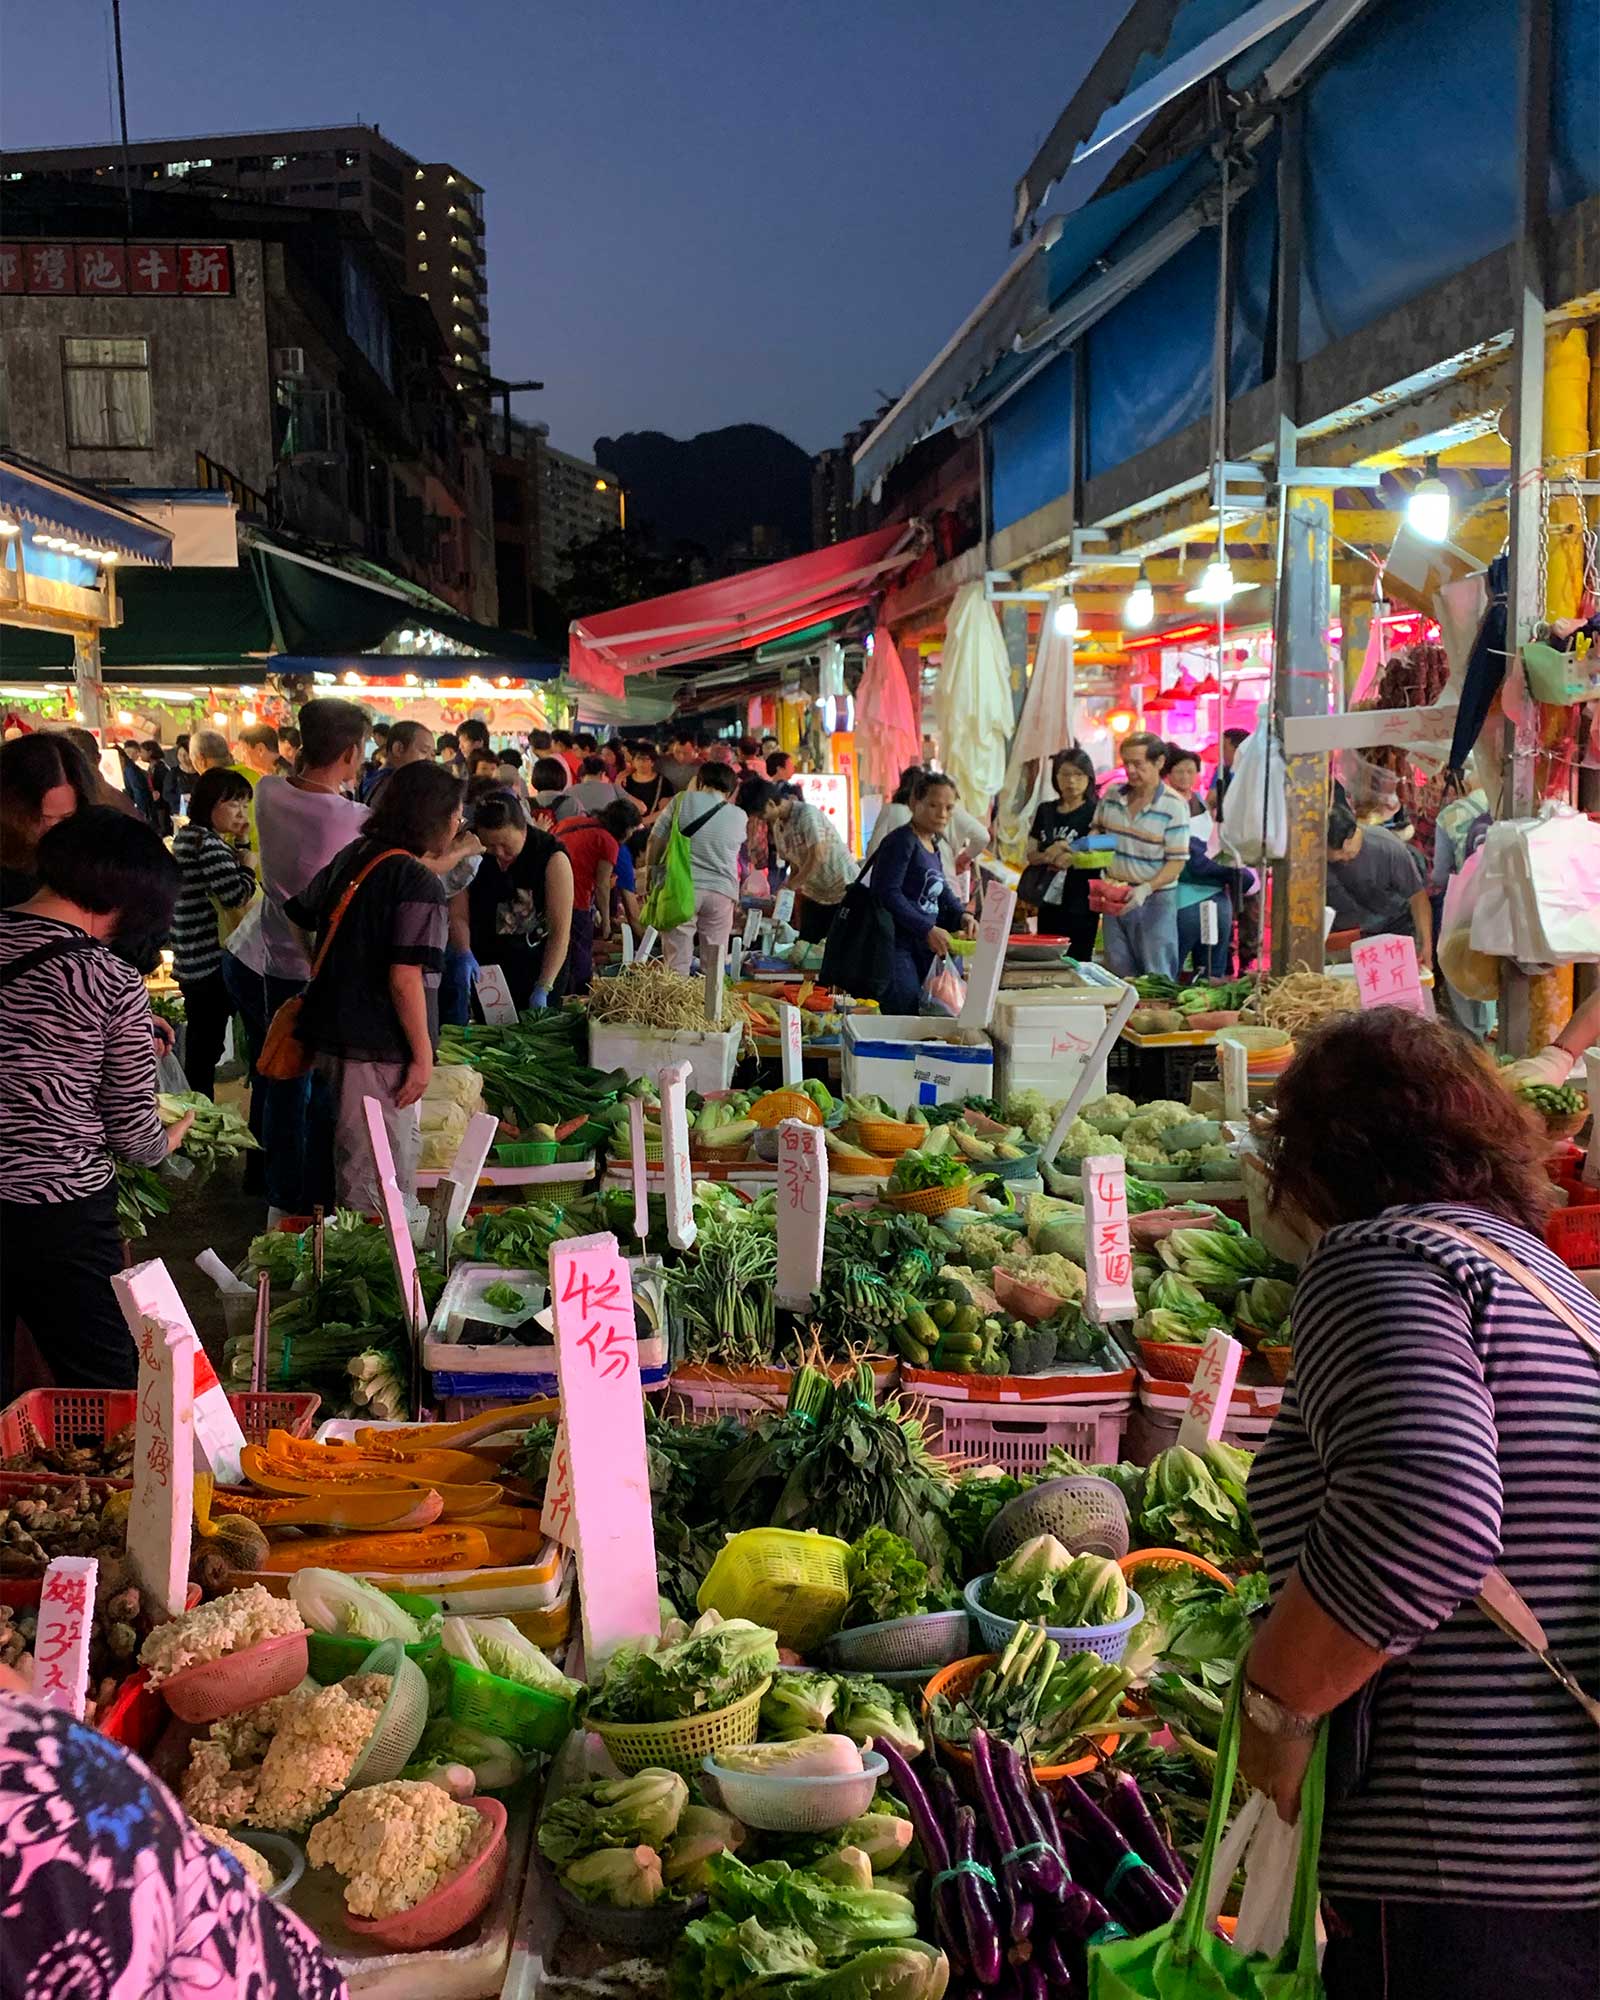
[[0, 1388, 319, 1470], [157, 1629, 309, 1724], [930, 1397, 1128, 1477], [344, 1797, 507, 1949]]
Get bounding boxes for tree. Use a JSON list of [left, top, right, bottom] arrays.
[[553, 524, 707, 625]]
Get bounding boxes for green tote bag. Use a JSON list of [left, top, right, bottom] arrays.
[[640, 797, 698, 933], [1089, 1679, 1327, 2000]]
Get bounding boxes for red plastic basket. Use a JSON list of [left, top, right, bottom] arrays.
[[0, 1387, 320, 1469], [1546, 1204, 1600, 1271]]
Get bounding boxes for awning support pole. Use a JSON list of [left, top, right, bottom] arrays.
[[72, 630, 105, 733]]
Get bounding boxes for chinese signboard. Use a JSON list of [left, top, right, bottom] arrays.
[[1177, 1332, 1245, 1450], [775, 1119, 828, 1308], [1350, 933, 1428, 1015], [1082, 1156, 1137, 1324], [0, 242, 234, 296], [33, 1558, 98, 1719]]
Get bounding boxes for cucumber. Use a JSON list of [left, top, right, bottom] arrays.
[[929, 1299, 957, 1328], [892, 1325, 930, 1367], [950, 1306, 982, 1336], [904, 1307, 940, 1346], [937, 1329, 983, 1356]]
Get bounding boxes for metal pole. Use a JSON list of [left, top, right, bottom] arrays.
[[110, 0, 134, 237], [1498, 0, 1553, 1056]]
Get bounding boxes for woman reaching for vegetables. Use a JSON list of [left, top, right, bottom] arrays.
[[863, 772, 977, 1014], [1020, 748, 1099, 956], [1245, 1009, 1599, 1999]]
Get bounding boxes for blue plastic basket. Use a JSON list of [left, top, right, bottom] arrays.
[[962, 1575, 1144, 1664]]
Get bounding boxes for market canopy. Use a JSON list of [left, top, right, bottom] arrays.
[[567, 523, 926, 700], [0, 452, 173, 567]]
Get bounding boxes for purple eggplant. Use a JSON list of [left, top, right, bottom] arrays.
[[876, 1737, 951, 1874], [1021, 1965, 1050, 2000], [972, 1728, 1035, 1943], [993, 1739, 1068, 1902], [1055, 1774, 1181, 1931], [1036, 1932, 1078, 1993], [954, 1804, 1005, 1988], [1102, 1770, 1189, 1892]]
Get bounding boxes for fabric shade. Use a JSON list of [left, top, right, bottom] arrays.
[[994, 588, 1078, 865], [0, 453, 173, 566], [853, 625, 922, 800], [937, 581, 1015, 819]]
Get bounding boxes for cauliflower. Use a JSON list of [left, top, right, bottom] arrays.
[[1023, 1108, 1056, 1144], [139, 1586, 306, 1686], [182, 1739, 261, 1828], [1003, 1089, 1053, 1127], [196, 1825, 275, 1893], [249, 1674, 391, 1833], [1122, 1137, 1168, 1164], [1081, 1093, 1136, 1130], [955, 1222, 1016, 1269], [998, 1251, 1087, 1301], [1123, 1101, 1191, 1138], [308, 1779, 483, 1917], [1062, 1117, 1123, 1160]]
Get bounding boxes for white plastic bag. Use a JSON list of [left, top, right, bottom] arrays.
[[1438, 847, 1500, 1002], [1202, 1790, 1304, 1958], [1218, 721, 1287, 864], [1471, 806, 1600, 965]]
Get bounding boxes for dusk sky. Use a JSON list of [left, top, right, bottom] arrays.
[[1, 0, 1110, 459]]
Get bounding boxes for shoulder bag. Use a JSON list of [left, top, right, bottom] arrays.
[[819, 849, 896, 999], [255, 846, 407, 1081]]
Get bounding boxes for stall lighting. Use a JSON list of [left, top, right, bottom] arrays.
[[1406, 459, 1451, 542], [211, 710, 227, 727], [342, 670, 362, 686], [241, 708, 258, 727], [404, 672, 419, 686], [0, 519, 18, 537], [99, 550, 118, 565], [1123, 567, 1155, 630], [115, 708, 133, 725], [1107, 709, 1135, 735], [1191, 556, 1236, 606], [1052, 593, 1080, 638]]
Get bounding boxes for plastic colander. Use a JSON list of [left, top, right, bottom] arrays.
[[236, 1831, 305, 1904], [158, 1630, 310, 1725], [982, 1476, 1132, 1565], [345, 1639, 430, 1786], [702, 1748, 887, 1832], [551, 1878, 705, 1950], [344, 1797, 507, 1950], [820, 1609, 970, 1674], [962, 1575, 1145, 1664]]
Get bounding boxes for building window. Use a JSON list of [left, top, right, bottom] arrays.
[[339, 178, 362, 195], [163, 157, 213, 178], [62, 336, 152, 449]]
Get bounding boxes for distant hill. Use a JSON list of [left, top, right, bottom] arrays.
[[592, 424, 813, 563]]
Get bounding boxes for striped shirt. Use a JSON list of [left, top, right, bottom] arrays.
[[1249, 1202, 1600, 1905], [0, 913, 170, 1203], [170, 826, 255, 984], [1091, 780, 1191, 884]]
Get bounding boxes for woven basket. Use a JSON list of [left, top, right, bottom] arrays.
[[983, 1476, 1131, 1565], [924, 1653, 1117, 1783], [963, 1576, 1144, 1664], [856, 1118, 925, 1156], [1118, 1548, 1233, 1594], [1137, 1338, 1209, 1382], [1257, 1344, 1293, 1384], [882, 1180, 973, 1218], [821, 1608, 971, 1674], [590, 1677, 769, 1775]]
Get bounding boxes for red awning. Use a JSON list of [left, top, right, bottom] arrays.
[[568, 522, 925, 698]]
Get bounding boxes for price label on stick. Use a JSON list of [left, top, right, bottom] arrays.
[[251, 1268, 271, 1394], [628, 1095, 650, 1245], [33, 1557, 98, 1719], [1200, 900, 1220, 947], [759, 920, 774, 957], [110, 1282, 196, 1618], [637, 926, 658, 964], [1218, 1037, 1249, 1124], [1082, 1155, 1137, 1324], [778, 1002, 804, 1087], [742, 908, 761, 947], [957, 884, 1017, 1028], [548, 1233, 660, 1666], [703, 936, 726, 1026], [1350, 932, 1428, 1015], [620, 924, 635, 965], [474, 962, 518, 1025], [658, 1061, 696, 1251], [114, 1256, 244, 1485], [775, 1119, 828, 1308], [729, 937, 744, 983], [773, 888, 795, 927], [540, 1417, 576, 1549], [1178, 1331, 1245, 1450]]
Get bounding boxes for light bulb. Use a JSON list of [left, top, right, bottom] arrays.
[[342, 670, 362, 686], [241, 709, 258, 727], [1052, 594, 1080, 638], [1406, 472, 1451, 542], [1194, 557, 1236, 606], [115, 708, 133, 725], [1124, 569, 1155, 630], [211, 711, 227, 726]]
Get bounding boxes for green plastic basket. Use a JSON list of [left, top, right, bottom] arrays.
[[438, 1653, 575, 1752], [494, 1140, 558, 1166], [590, 1677, 770, 1776], [307, 1631, 441, 1684]]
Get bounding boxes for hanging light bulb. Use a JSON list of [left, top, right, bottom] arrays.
[[1406, 458, 1450, 542], [1193, 553, 1236, 605], [1052, 593, 1080, 638], [1123, 566, 1155, 630]]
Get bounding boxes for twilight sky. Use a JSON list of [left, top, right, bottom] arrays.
[[1, 0, 1110, 458]]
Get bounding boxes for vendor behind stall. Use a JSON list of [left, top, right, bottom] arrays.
[[1325, 802, 1432, 961], [863, 770, 977, 1012], [458, 792, 574, 1010], [1021, 747, 1099, 956]]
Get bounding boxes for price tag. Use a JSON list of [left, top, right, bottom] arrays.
[[113, 1289, 196, 1618], [474, 963, 518, 1025], [115, 1257, 244, 1484], [1082, 1155, 1137, 1324], [775, 1119, 828, 1308], [1350, 933, 1428, 1015], [658, 1061, 697, 1251], [1040, 985, 1137, 1167], [957, 885, 1017, 1028], [778, 1002, 804, 1087], [729, 937, 744, 983], [742, 908, 761, 947], [548, 1233, 660, 1666], [1177, 1331, 1245, 1449], [363, 1099, 422, 1339], [620, 924, 635, 965], [33, 1557, 98, 1719], [251, 1268, 271, 1394], [1218, 1037, 1249, 1123], [704, 936, 726, 1025], [773, 888, 795, 927], [444, 1111, 498, 1240], [628, 1096, 650, 1244], [540, 1417, 576, 1549], [637, 926, 658, 963]]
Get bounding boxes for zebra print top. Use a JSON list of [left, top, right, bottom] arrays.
[[0, 912, 170, 1204], [1249, 1202, 1600, 1905]]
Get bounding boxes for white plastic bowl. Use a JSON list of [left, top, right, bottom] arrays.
[[701, 1749, 887, 1832]]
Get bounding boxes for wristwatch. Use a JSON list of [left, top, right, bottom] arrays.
[[1242, 1678, 1319, 1740]]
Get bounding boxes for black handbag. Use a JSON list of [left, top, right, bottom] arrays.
[[1017, 861, 1061, 908], [819, 859, 895, 997]]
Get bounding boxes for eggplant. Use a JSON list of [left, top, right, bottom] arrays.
[[875, 1738, 951, 1874], [954, 1804, 1005, 1988], [971, 1727, 1033, 1942], [1056, 1774, 1180, 1931], [1057, 1881, 1122, 1943], [1021, 1966, 1050, 2000], [994, 1739, 1067, 1903], [1102, 1770, 1189, 1892], [1036, 1932, 1078, 1993]]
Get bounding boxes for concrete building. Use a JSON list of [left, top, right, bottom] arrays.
[[1, 124, 489, 401], [538, 433, 623, 589], [489, 419, 622, 630]]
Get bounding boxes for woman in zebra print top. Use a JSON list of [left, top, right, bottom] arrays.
[[1244, 1009, 1598, 1998], [0, 810, 193, 1394]]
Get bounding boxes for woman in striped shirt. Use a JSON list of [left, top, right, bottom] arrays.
[[170, 768, 256, 1100], [1245, 1009, 1598, 1998]]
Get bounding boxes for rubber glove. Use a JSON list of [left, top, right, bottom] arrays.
[[1123, 882, 1152, 911], [1501, 1044, 1576, 1088], [528, 985, 549, 1011]]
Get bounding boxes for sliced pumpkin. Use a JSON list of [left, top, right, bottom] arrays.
[[212, 1488, 445, 1532], [256, 1526, 492, 1575]]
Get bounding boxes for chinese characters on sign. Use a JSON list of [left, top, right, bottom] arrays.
[[1177, 1332, 1245, 1450], [775, 1120, 828, 1307], [1350, 933, 1428, 1015], [1082, 1155, 1137, 1323], [34, 1558, 99, 1719], [0, 242, 234, 296], [779, 1002, 804, 1088], [120, 1304, 195, 1618], [540, 1420, 576, 1549], [473, 964, 518, 1025], [957, 884, 1017, 1028]]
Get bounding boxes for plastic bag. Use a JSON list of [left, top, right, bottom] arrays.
[[919, 953, 965, 1017], [1471, 805, 1600, 965], [157, 1047, 190, 1094], [1437, 848, 1500, 1001], [1218, 721, 1287, 864], [639, 799, 697, 933], [1203, 1792, 1303, 1959]]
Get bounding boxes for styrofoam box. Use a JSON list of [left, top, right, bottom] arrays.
[[842, 1013, 993, 1112], [424, 1260, 667, 1376], [993, 996, 1111, 1108], [589, 1019, 742, 1095]]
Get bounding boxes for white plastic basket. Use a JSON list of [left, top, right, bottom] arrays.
[[701, 1749, 887, 1832], [346, 1639, 431, 1787], [821, 1609, 971, 1674], [929, 1396, 1128, 1476]]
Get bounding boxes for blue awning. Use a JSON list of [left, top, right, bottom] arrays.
[[0, 452, 173, 567]]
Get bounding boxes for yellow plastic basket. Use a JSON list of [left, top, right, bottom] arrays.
[[881, 1180, 974, 1218], [590, 1676, 769, 1775], [696, 1528, 850, 1652]]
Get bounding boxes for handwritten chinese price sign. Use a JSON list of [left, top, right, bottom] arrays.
[[779, 1002, 804, 1087], [548, 1233, 660, 1666], [540, 1419, 576, 1550], [1177, 1332, 1245, 1450], [33, 1557, 98, 1719], [1082, 1155, 1137, 1324], [958, 884, 1017, 1028], [125, 1312, 195, 1617], [1350, 933, 1428, 1015], [775, 1120, 828, 1308]]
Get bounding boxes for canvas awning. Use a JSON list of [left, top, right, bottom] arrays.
[[567, 522, 926, 699], [0, 452, 173, 567]]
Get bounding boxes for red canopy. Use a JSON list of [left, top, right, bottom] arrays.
[[567, 523, 925, 698]]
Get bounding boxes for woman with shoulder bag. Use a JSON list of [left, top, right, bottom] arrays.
[[1020, 747, 1099, 955], [645, 762, 744, 975], [1243, 1009, 1599, 1999]]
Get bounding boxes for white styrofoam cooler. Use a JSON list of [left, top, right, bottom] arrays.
[[589, 1019, 742, 1095], [842, 1014, 994, 1111], [991, 994, 1111, 1107]]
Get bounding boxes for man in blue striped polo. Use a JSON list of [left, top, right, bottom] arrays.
[[1091, 730, 1190, 979]]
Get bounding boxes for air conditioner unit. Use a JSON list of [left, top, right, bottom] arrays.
[[271, 346, 307, 379]]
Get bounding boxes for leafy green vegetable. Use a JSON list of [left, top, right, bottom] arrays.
[[561, 1845, 665, 1907], [1139, 1445, 1258, 1567], [440, 1615, 580, 1698], [887, 1147, 969, 1194], [114, 1161, 171, 1240], [760, 1673, 839, 1737], [696, 1851, 920, 1956], [245, 1231, 303, 1285], [288, 1569, 428, 1643], [586, 1610, 779, 1724], [538, 1769, 688, 1865], [831, 1676, 923, 1756], [842, 1528, 928, 1629], [984, 1538, 1129, 1626], [942, 1474, 1022, 1570]]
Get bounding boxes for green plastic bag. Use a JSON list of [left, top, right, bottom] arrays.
[[1088, 1679, 1327, 2000], [640, 798, 697, 933]]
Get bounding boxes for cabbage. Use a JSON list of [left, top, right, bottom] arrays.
[[439, 1615, 581, 1699], [401, 1717, 527, 1792], [539, 1769, 688, 1865], [289, 1569, 427, 1643], [841, 1812, 914, 1872], [815, 1846, 875, 1892], [986, 1540, 1128, 1626], [702, 1851, 920, 1954], [560, 1845, 665, 1907], [831, 1678, 922, 1756], [663, 1803, 746, 1891], [717, 1734, 864, 1777], [760, 1672, 839, 1737]]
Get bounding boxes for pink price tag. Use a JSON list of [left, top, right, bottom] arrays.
[[362, 1098, 422, 1338], [1350, 933, 1428, 1015], [628, 1096, 650, 1244], [958, 885, 1017, 1028], [1082, 1155, 1137, 1324], [540, 1417, 576, 1550], [33, 1557, 98, 1719], [1177, 1331, 1245, 1449], [775, 1119, 828, 1306], [548, 1234, 660, 1664]]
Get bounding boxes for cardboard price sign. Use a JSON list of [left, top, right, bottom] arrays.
[[1082, 1155, 1137, 1323], [33, 1557, 98, 1718], [658, 1061, 697, 1251], [548, 1233, 660, 1665], [122, 1306, 196, 1617], [778, 1002, 804, 1087], [474, 963, 518, 1025], [1177, 1332, 1246, 1449], [540, 1418, 576, 1549], [958, 885, 1017, 1028], [774, 1119, 828, 1307], [743, 908, 761, 947], [1350, 933, 1428, 1015]]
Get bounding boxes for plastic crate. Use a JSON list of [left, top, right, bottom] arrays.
[[1546, 1203, 1600, 1271], [493, 1140, 558, 1166], [661, 1382, 783, 1427], [437, 1652, 575, 1751], [928, 1396, 1127, 1476], [0, 1386, 318, 1463]]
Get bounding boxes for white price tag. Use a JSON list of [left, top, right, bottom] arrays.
[[1177, 1332, 1245, 1449], [1218, 1037, 1249, 1123], [116, 1298, 196, 1618], [774, 1120, 828, 1307], [773, 888, 795, 927], [474, 963, 518, 1024], [778, 1002, 804, 1087], [743, 909, 761, 947], [363, 1098, 422, 1340], [1200, 900, 1220, 946], [658, 1061, 696, 1251], [637, 926, 658, 963], [33, 1557, 98, 1719], [628, 1095, 650, 1244], [620, 924, 635, 965], [958, 885, 1016, 1028], [1082, 1155, 1137, 1324], [703, 936, 726, 1025], [729, 938, 744, 983]]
